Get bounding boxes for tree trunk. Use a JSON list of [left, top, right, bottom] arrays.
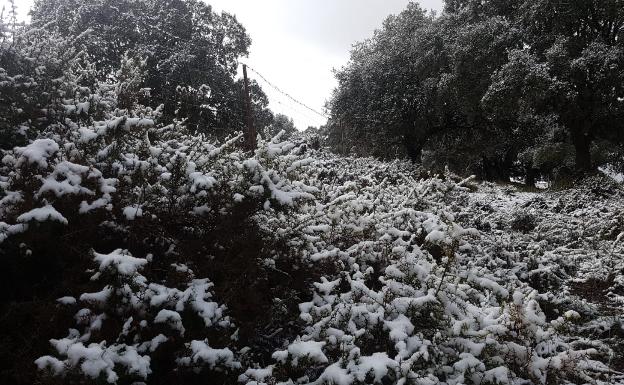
[[571, 128, 593, 172], [481, 153, 512, 182], [524, 168, 539, 187], [402, 125, 423, 163], [404, 139, 423, 163]]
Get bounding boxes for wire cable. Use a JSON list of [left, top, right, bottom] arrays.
[[241, 63, 330, 120]]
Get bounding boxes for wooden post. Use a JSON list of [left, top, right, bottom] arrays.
[[242, 64, 256, 151]]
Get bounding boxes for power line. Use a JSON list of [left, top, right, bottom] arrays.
[[241, 63, 330, 120]]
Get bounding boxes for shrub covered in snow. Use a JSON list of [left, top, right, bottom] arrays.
[[1, 94, 623, 384], [0, 56, 319, 383], [1, 7, 622, 385]]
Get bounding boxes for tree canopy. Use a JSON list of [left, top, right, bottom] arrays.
[[328, 0, 624, 183], [5, 0, 281, 141]]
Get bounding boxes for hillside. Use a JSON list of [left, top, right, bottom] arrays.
[[1, 127, 623, 384]]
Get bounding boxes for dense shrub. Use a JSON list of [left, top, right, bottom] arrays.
[[1, 101, 622, 384], [1, 1, 623, 385]]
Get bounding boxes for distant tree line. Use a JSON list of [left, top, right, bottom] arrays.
[[0, 0, 295, 151], [327, 0, 624, 184]]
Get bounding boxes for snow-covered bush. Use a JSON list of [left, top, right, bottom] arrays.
[[34, 248, 237, 383], [4, 107, 621, 384], [0, 57, 319, 383], [235, 157, 620, 385], [1, 21, 622, 384], [2, 85, 623, 385]]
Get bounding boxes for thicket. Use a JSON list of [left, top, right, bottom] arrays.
[[0, 1, 301, 382], [1, 1, 623, 385], [327, 0, 624, 184], [0, 0, 293, 150]]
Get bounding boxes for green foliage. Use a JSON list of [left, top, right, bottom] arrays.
[[0, 22, 99, 149], [0, 66, 316, 383]]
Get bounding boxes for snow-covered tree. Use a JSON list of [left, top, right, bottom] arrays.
[[328, 0, 624, 182], [29, 0, 274, 138]]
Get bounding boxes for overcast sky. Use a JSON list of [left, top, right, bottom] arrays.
[[12, 0, 444, 129]]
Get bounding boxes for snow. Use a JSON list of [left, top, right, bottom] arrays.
[[384, 314, 415, 342], [563, 309, 580, 320], [239, 366, 274, 384], [34, 356, 65, 375], [272, 339, 328, 366], [176, 279, 227, 328], [145, 334, 168, 352], [311, 362, 353, 385], [41, 338, 151, 383], [312, 277, 341, 294], [76, 101, 90, 114], [178, 340, 240, 370], [122, 205, 144, 220], [16, 205, 68, 225], [154, 309, 185, 335], [0, 222, 28, 243], [348, 353, 397, 383], [57, 296, 77, 305], [4, 114, 620, 385], [80, 286, 113, 305], [482, 366, 510, 384], [78, 127, 98, 143], [37, 161, 94, 197], [599, 166, 624, 183], [93, 249, 147, 276], [425, 229, 446, 243], [188, 172, 217, 193], [15, 139, 59, 168], [80, 198, 111, 213], [467, 272, 509, 298]]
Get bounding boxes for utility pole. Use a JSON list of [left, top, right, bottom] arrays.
[[242, 64, 256, 151]]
